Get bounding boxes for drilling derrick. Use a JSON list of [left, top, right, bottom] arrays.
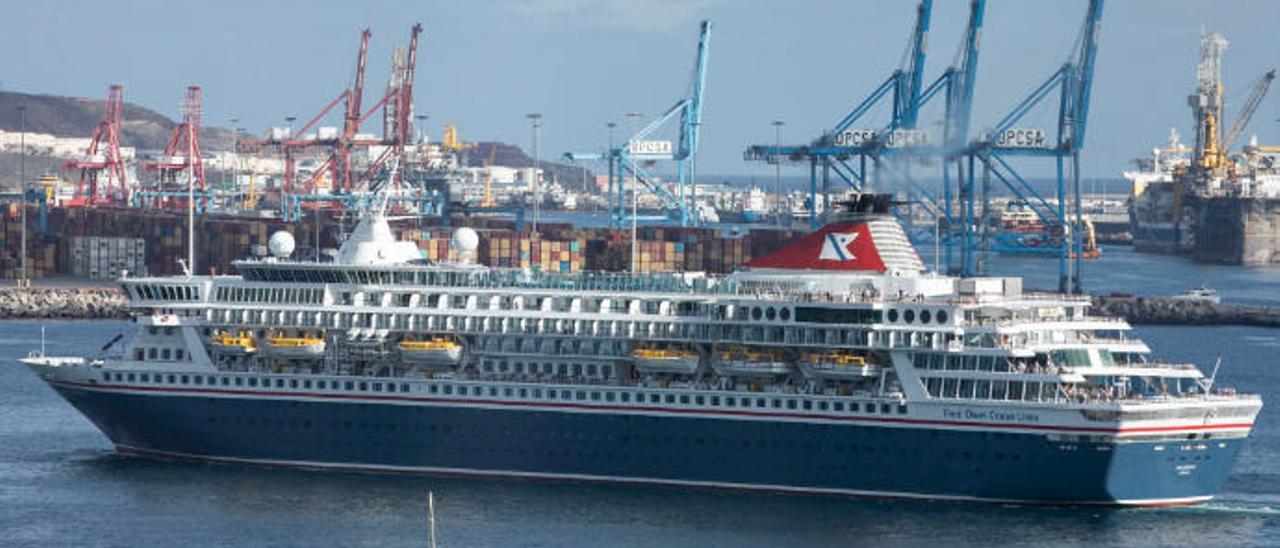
[[1190, 30, 1228, 177], [64, 84, 129, 206]]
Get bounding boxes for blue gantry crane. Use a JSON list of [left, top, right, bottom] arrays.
[[564, 20, 712, 228], [953, 0, 1104, 293], [743, 0, 986, 233]]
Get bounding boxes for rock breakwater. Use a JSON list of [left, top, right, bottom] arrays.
[[0, 288, 127, 319]]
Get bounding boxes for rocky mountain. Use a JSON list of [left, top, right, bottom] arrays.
[[0, 91, 234, 151]]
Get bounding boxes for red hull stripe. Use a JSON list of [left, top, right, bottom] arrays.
[[55, 380, 1253, 435]]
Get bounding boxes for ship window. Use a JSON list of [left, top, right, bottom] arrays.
[[695, 395, 705, 405], [147, 348, 157, 360], [514, 363, 524, 374], [755, 399, 766, 408], [576, 391, 587, 400], [359, 382, 368, 391], [802, 400, 812, 410], [139, 373, 149, 382], [181, 375, 189, 384], [275, 379, 285, 388], [221, 377, 230, 386], [429, 385, 439, 394], [771, 399, 781, 409], [887, 310, 899, 322], [505, 388, 515, 397], [724, 397, 736, 407], [833, 402, 844, 412], [621, 392, 631, 403], [780, 308, 791, 321], [920, 310, 932, 324], [587, 364, 598, 376], [248, 377, 257, 387], [490, 388, 499, 397], [471, 386, 482, 396], [443, 385, 452, 395], [590, 392, 600, 401], [191, 375, 200, 385], [235, 377, 243, 386], [665, 394, 675, 404], [903, 310, 915, 324], [317, 380, 326, 389], [161, 349, 172, 360], [176, 349, 185, 361], [881, 404, 891, 414], [898, 405, 908, 414], [102, 372, 111, 382], [937, 310, 948, 323], [865, 403, 876, 414], [649, 394, 661, 403], [547, 390, 558, 400], [751, 307, 762, 320], [766, 307, 777, 321], [817, 401, 828, 411], [302, 380, 311, 389], [134, 349, 144, 360], [786, 400, 797, 410], [605, 392, 615, 402]]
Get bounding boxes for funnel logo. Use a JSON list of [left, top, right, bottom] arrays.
[[819, 231, 859, 261]]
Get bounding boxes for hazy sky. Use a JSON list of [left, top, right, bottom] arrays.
[[4, 0, 1279, 178]]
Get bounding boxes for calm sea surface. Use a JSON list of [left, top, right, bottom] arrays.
[[1, 247, 1278, 547]]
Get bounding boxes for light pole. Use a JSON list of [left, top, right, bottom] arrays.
[[772, 120, 785, 228], [525, 113, 543, 236], [227, 118, 238, 190], [17, 105, 26, 286], [626, 112, 643, 274], [606, 122, 617, 222], [415, 114, 427, 144]]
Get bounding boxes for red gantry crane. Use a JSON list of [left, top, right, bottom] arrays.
[[138, 86, 207, 209], [63, 84, 129, 207]]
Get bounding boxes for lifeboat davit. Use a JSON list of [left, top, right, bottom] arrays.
[[398, 336, 463, 367], [210, 330, 257, 355], [712, 347, 793, 377], [798, 350, 880, 380], [263, 331, 326, 359], [631, 346, 700, 375]]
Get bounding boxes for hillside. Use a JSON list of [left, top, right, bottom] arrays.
[[0, 91, 234, 151]]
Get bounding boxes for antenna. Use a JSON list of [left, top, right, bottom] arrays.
[[1206, 355, 1223, 392]]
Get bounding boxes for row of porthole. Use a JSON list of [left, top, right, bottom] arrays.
[[749, 306, 793, 322], [886, 308, 949, 325]]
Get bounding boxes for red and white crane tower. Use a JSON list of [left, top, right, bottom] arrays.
[[139, 86, 207, 208], [63, 84, 129, 207]]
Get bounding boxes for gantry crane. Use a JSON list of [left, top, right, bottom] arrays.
[[63, 84, 129, 207], [564, 20, 712, 227], [136, 86, 208, 211], [958, 0, 1105, 292]]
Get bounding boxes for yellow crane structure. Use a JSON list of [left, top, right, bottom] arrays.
[[479, 142, 498, 208], [441, 123, 475, 153]]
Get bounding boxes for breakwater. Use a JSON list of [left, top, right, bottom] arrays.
[[1092, 295, 1280, 328], [0, 287, 126, 319]]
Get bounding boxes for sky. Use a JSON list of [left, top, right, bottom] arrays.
[[3, 0, 1279, 179]]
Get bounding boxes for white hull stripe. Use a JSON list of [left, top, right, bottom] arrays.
[[114, 444, 1214, 508], [52, 380, 1256, 436]]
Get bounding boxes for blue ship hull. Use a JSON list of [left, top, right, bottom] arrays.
[[55, 384, 1241, 506]]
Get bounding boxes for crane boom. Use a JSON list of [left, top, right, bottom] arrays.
[[1223, 68, 1276, 153]]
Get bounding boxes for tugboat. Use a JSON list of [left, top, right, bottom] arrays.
[[1172, 285, 1221, 304]]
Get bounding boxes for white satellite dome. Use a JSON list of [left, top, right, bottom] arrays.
[[451, 227, 480, 253], [451, 227, 480, 264], [268, 231, 296, 259]]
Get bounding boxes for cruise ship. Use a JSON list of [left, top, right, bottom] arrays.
[[21, 193, 1261, 506]]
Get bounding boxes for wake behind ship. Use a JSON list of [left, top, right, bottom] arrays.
[[21, 193, 1261, 506]]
